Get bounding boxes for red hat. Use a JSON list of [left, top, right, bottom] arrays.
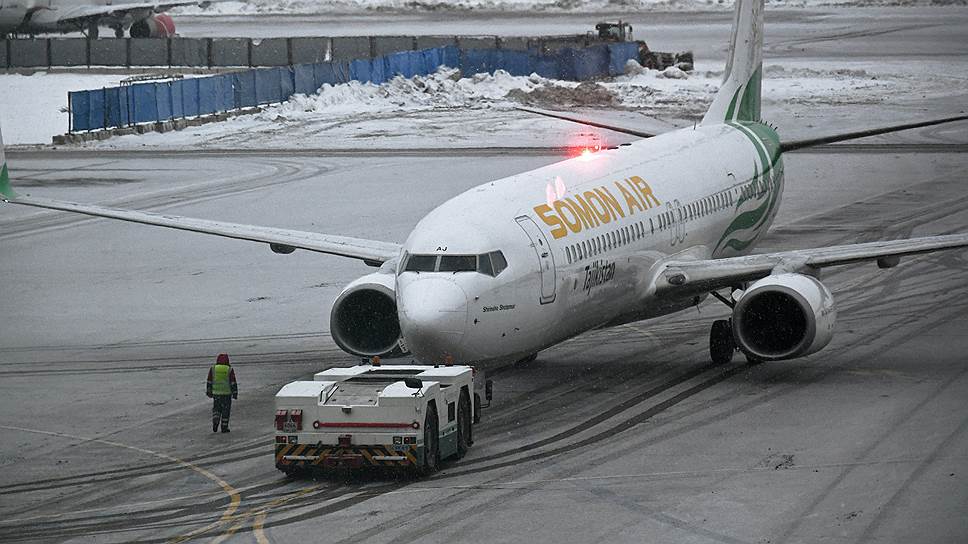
[[216, 353, 230, 365]]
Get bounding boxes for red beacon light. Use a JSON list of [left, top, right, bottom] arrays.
[[568, 131, 605, 158]]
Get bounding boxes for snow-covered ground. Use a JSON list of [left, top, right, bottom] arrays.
[[88, 57, 965, 150], [2, 54, 964, 147]]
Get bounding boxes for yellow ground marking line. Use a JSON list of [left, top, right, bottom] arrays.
[[251, 486, 319, 544], [0, 425, 241, 543]]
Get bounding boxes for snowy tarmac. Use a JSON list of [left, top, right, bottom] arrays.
[[1, 5, 968, 544], [1, 140, 967, 543]]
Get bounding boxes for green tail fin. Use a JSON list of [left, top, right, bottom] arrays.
[[701, 0, 764, 126]]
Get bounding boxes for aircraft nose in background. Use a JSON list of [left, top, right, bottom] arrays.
[[398, 277, 469, 363]]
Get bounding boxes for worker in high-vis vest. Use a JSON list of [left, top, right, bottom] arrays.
[[206, 353, 238, 433]]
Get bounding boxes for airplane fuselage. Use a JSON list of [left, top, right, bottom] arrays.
[[396, 121, 784, 365]]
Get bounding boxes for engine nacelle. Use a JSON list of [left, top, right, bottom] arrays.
[[732, 273, 836, 361], [130, 13, 175, 38], [330, 271, 407, 358]]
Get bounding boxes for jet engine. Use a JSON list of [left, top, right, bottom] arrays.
[[330, 271, 407, 358], [130, 13, 175, 38], [732, 273, 836, 361]]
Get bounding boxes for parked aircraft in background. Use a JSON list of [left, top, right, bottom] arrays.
[[2, 0, 967, 368], [0, 0, 205, 38]]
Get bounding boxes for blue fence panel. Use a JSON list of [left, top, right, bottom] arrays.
[[418, 48, 439, 74], [234, 71, 257, 108], [70, 91, 92, 131], [528, 52, 563, 79], [155, 83, 173, 121], [217, 75, 235, 111], [441, 45, 460, 68], [349, 58, 372, 83], [554, 48, 578, 81], [294, 63, 315, 94], [460, 49, 494, 76], [499, 49, 531, 76], [116, 86, 131, 127], [254, 68, 278, 104], [371, 56, 389, 84], [314, 61, 347, 87], [386, 50, 419, 79], [571, 44, 610, 81], [170, 80, 185, 119], [197, 77, 218, 115], [88, 89, 106, 130], [608, 42, 639, 76], [279, 67, 295, 101], [183, 78, 200, 117], [103, 87, 123, 129], [131, 84, 159, 124]]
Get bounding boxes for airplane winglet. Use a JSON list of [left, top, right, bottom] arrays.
[[0, 163, 14, 201], [0, 126, 17, 201]]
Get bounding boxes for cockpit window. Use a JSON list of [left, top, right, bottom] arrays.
[[403, 254, 438, 272], [477, 253, 494, 276], [489, 251, 508, 276], [439, 255, 477, 272], [400, 251, 508, 276]]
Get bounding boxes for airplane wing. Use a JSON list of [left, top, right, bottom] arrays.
[[1, 192, 400, 267], [654, 234, 968, 296], [28, 1, 199, 26], [518, 108, 968, 152], [515, 107, 657, 139]]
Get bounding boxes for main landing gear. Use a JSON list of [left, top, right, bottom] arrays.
[[709, 319, 735, 365], [706, 287, 763, 365]]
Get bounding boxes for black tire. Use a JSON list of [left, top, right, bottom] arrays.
[[456, 390, 472, 457], [419, 404, 439, 475], [709, 319, 735, 365], [473, 394, 482, 424]]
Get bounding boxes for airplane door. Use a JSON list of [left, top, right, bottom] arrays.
[[516, 215, 557, 304]]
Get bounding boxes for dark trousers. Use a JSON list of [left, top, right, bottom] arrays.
[[212, 395, 232, 430]]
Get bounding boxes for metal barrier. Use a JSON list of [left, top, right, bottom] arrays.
[[3, 35, 595, 69], [68, 42, 642, 133]]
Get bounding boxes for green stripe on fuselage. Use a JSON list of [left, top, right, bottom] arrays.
[[714, 121, 783, 254]]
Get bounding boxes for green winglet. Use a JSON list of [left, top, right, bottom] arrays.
[[0, 162, 16, 200]]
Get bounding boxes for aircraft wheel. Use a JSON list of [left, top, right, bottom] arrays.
[[709, 319, 735, 365]]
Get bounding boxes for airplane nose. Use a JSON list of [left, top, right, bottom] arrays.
[[398, 278, 468, 362]]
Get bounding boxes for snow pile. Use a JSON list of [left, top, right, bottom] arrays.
[[268, 67, 563, 118]]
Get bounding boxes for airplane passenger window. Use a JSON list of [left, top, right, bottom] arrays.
[[477, 253, 494, 276], [439, 255, 477, 272], [404, 254, 438, 272], [489, 251, 508, 276]]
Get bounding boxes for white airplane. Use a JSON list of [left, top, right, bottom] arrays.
[[3, 0, 967, 368], [0, 0, 200, 38]]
